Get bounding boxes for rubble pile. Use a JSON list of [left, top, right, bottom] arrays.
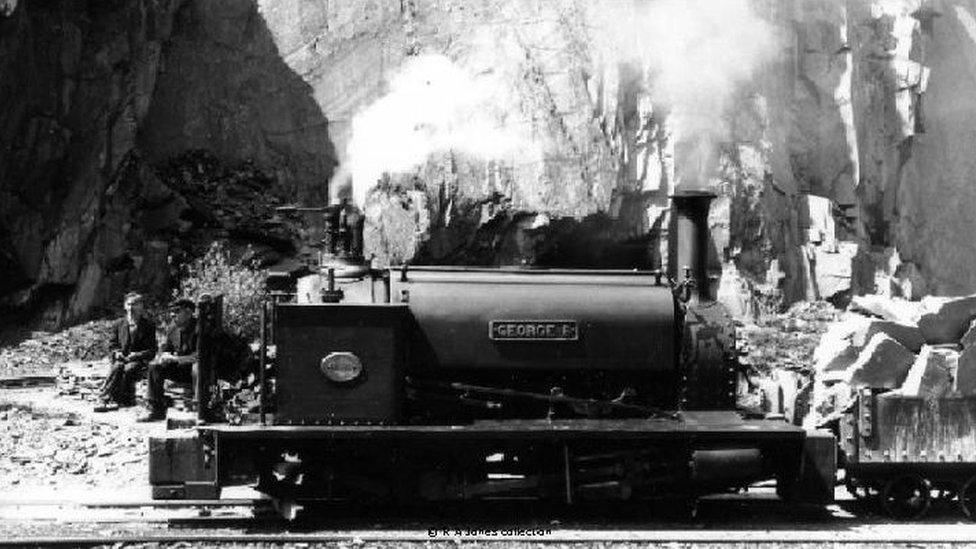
[[737, 301, 844, 377], [805, 294, 976, 427], [735, 301, 843, 422], [156, 150, 301, 267], [55, 361, 112, 402], [0, 320, 117, 378], [0, 404, 146, 490]]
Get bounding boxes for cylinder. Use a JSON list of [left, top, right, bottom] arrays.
[[668, 192, 715, 300]]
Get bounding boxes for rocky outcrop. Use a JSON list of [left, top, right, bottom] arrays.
[[0, 0, 330, 326], [896, 1, 976, 296], [0, 0, 184, 324], [139, 0, 336, 202]]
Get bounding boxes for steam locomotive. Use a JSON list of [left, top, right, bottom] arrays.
[[148, 193, 836, 516]]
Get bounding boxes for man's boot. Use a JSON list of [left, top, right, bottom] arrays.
[[136, 406, 166, 422], [93, 399, 119, 413]]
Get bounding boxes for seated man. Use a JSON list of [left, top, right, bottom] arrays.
[[95, 292, 157, 412], [138, 298, 198, 422]]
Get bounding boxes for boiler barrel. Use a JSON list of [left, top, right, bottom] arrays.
[[390, 268, 676, 371]]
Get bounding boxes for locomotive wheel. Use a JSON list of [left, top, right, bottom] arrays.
[[959, 475, 976, 520], [882, 475, 932, 520]]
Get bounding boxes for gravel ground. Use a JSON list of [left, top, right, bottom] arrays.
[[0, 399, 148, 491]]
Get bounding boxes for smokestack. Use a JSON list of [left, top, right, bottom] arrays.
[[320, 167, 367, 276], [320, 201, 365, 269], [668, 191, 715, 301]]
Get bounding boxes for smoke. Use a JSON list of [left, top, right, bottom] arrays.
[[593, 0, 778, 186], [346, 53, 536, 205]]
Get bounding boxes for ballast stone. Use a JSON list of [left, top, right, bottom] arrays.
[[918, 294, 976, 344], [846, 333, 916, 390]]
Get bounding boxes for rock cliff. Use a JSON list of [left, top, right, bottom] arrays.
[[0, 0, 971, 326]]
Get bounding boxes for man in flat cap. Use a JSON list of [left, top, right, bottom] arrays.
[[95, 292, 157, 411], [138, 298, 198, 422]]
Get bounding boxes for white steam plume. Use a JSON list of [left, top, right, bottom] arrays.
[[344, 2, 777, 202], [593, 0, 778, 186], [346, 53, 535, 205]]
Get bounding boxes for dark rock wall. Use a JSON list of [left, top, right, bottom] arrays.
[[0, 0, 183, 324], [138, 0, 336, 202], [0, 0, 334, 326]]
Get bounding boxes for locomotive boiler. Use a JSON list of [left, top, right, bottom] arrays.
[[148, 193, 836, 514]]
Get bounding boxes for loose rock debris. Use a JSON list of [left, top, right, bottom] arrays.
[[0, 403, 146, 490], [737, 301, 843, 378], [735, 301, 843, 420], [0, 319, 117, 379], [0, 321, 163, 492]]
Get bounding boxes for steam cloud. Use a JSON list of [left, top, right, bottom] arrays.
[[593, 0, 777, 186], [346, 53, 537, 205], [343, 1, 778, 202]]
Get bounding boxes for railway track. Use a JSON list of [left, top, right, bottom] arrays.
[[3, 493, 976, 546], [5, 526, 976, 546]]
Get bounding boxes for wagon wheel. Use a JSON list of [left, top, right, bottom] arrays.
[[882, 475, 932, 520], [959, 476, 976, 520]]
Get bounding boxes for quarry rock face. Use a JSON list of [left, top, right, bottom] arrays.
[[140, 0, 337, 203], [897, 1, 976, 297], [0, 0, 184, 323], [2, 0, 976, 326], [0, 0, 327, 325]]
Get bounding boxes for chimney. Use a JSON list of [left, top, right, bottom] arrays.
[[668, 191, 716, 301]]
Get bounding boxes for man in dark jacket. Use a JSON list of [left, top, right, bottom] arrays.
[[95, 292, 157, 412], [138, 298, 198, 422]]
